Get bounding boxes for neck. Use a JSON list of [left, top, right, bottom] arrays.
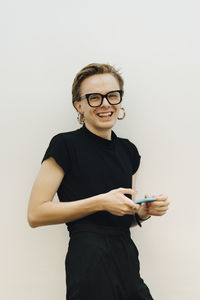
[[84, 122, 112, 140]]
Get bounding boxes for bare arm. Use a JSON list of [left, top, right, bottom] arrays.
[[130, 172, 152, 227], [27, 157, 103, 228], [130, 172, 138, 227]]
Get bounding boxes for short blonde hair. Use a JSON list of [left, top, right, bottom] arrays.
[[72, 63, 124, 112]]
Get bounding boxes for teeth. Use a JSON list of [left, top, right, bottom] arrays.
[[97, 112, 112, 117]]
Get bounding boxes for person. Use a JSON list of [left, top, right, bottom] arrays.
[[27, 63, 169, 300]]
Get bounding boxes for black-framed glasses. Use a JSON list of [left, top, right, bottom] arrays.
[[79, 90, 124, 107]]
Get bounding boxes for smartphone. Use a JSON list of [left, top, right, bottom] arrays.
[[134, 197, 156, 204]]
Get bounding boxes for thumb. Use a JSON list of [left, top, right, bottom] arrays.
[[145, 194, 150, 198]]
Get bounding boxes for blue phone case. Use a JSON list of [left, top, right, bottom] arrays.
[[134, 197, 156, 204]]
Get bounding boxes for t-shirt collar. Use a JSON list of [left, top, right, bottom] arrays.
[[81, 123, 117, 145]]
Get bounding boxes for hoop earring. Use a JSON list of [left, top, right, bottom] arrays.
[[117, 107, 126, 120], [77, 112, 85, 124]]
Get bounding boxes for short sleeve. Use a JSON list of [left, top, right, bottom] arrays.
[[126, 139, 141, 175], [41, 133, 71, 174]]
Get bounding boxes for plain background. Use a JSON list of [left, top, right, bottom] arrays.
[[1, 0, 200, 299]]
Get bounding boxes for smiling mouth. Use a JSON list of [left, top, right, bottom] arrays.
[[96, 112, 114, 118]]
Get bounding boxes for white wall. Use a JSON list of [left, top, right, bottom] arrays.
[[1, 0, 200, 299]]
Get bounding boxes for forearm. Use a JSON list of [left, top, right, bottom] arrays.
[[28, 195, 103, 228]]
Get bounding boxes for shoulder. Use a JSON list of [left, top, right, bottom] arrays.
[[41, 128, 82, 172], [48, 127, 81, 145], [117, 137, 140, 156]]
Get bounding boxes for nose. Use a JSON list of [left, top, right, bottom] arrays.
[[101, 96, 111, 107]]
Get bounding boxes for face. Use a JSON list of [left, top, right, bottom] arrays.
[[74, 73, 122, 133]]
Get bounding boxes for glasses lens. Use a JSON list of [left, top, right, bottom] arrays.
[[107, 91, 121, 104], [88, 94, 102, 107]]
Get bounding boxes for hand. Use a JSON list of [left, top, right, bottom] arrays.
[[101, 187, 140, 216], [138, 194, 170, 219]]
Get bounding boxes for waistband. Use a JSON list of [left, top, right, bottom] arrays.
[[68, 223, 131, 238]]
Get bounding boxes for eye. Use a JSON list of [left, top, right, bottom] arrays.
[[109, 93, 118, 98], [89, 94, 101, 100]]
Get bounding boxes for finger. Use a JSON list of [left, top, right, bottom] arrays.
[[149, 201, 170, 207], [155, 194, 168, 201], [126, 206, 136, 214], [148, 206, 169, 214], [119, 188, 138, 195], [128, 208, 137, 214], [146, 201, 169, 211], [129, 201, 140, 209], [129, 202, 140, 211], [145, 193, 157, 197]]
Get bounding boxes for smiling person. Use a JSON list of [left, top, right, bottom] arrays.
[[27, 63, 169, 300]]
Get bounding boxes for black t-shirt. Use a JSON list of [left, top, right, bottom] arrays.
[[41, 123, 141, 232]]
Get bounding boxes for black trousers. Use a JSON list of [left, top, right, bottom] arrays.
[[65, 223, 154, 300]]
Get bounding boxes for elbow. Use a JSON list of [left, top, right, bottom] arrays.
[[27, 211, 40, 228]]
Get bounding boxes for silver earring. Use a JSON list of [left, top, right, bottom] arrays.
[[77, 112, 85, 124], [117, 107, 126, 120]]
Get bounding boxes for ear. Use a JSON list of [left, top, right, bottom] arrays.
[[74, 101, 83, 114]]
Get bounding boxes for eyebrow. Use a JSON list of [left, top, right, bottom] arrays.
[[85, 90, 120, 94]]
